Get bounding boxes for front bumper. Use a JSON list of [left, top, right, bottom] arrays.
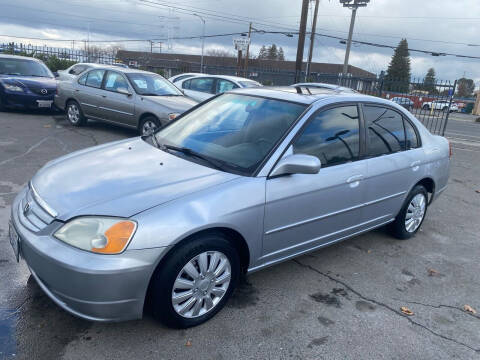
[[1, 91, 55, 110], [10, 189, 167, 322]]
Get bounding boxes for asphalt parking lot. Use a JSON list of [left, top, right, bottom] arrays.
[[1, 110, 479, 360]]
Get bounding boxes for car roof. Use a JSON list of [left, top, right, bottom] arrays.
[[77, 65, 158, 75], [0, 53, 44, 62], [292, 82, 356, 93], [181, 74, 260, 83], [230, 86, 399, 106]]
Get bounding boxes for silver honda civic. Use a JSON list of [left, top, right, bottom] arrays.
[[9, 87, 450, 328]]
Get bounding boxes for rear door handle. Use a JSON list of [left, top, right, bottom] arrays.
[[346, 175, 364, 187]]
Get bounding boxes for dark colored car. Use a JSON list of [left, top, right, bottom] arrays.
[[0, 54, 56, 111]]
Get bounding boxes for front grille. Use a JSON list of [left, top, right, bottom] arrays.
[[29, 87, 55, 96], [17, 187, 55, 232]]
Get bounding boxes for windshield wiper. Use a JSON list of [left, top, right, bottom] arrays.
[[161, 144, 227, 171]]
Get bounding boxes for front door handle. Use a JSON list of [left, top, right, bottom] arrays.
[[346, 175, 364, 188], [410, 161, 421, 171]]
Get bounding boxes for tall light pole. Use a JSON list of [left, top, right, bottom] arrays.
[[193, 13, 206, 73], [306, 0, 320, 81], [294, 0, 309, 83], [340, 0, 369, 77]]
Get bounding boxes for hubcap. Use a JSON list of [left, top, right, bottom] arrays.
[[142, 120, 157, 136], [405, 193, 426, 233], [67, 104, 80, 124], [172, 251, 231, 319]]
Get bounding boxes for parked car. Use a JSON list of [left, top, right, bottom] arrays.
[[422, 100, 457, 112], [0, 54, 56, 111], [9, 87, 450, 328], [176, 75, 262, 102], [391, 97, 414, 111], [168, 72, 205, 84], [54, 66, 198, 135], [291, 82, 357, 93]]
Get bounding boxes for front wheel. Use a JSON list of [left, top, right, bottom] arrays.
[[139, 116, 161, 136], [388, 185, 428, 240], [66, 101, 86, 126], [150, 233, 240, 328]]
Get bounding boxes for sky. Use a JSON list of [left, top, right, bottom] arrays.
[[0, 0, 479, 86]]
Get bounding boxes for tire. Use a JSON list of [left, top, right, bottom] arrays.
[[66, 100, 86, 126], [422, 105, 429, 110], [150, 233, 240, 328], [388, 185, 428, 240], [139, 116, 161, 136], [442, 106, 449, 112]]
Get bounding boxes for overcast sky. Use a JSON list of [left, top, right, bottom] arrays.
[[0, 0, 479, 86]]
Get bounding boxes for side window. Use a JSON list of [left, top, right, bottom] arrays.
[[182, 79, 191, 89], [189, 78, 214, 93], [364, 105, 405, 156], [69, 65, 87, 75], [104, 71, 129, 93], [77, 72, 88, 85], [85, 69, 105, 89], [216, 79, 238, 94], [293, 105, 360, 167], [404, 119, 419, 149]]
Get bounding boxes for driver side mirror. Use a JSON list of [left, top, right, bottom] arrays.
[[270, 154, 321, 177]]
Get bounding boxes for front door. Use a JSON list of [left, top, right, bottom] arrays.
[[98, 71, 135, 126], [262, 104, 368, 265]]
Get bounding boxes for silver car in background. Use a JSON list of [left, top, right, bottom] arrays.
[[10, 87, 450, 328], [55, 66, 198, 135]]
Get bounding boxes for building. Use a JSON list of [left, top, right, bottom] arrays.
[[116, 50, 377, 89]]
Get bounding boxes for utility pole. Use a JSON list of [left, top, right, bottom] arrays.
[[340, 0, 370, 77], [237, 49, 243, 76], [244, 22, 252, 77], [295, 0, 309, 83], [193, 14, 206, 73], [306, 0, 320, 81]]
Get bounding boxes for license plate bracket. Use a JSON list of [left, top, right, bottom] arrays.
[[8, 222, 20, 262]]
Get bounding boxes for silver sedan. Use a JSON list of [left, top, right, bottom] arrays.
[[55, 66, 198, 135], [10, 87, 450, 328]]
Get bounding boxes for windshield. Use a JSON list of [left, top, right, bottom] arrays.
[[155, 93, 307, 175], [126, 72, 182, 96], [0, 58, 53, 78]]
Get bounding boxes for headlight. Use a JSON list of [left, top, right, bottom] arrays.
[[54, 217, 136, 254], [168, 112, 180, 121], [3, 83, 24, 92]]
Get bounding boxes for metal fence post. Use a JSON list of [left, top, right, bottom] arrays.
[[442, 79, 457, 136]]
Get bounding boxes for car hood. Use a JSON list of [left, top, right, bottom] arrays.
[[141, 95, 198, 113], [31, 137, 239, 220], [0, 75, 56, 89]]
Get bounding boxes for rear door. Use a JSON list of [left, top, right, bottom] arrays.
[[97, 70, 136, 126], [262, 104, 368, 264], [362, 104, 425, 226], [181, 77, 215, 102], [74, 69, 106, 119]]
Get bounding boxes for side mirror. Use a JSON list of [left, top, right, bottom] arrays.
[[270, 154, 321, 177], [53, 71, 59, 78], [117, 87, 132, 96]]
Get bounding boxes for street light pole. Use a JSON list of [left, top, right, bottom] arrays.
[[294, 0, 309, 83], [306, 0, 320, 81], [193, 13, 206, 73], [340, 0, 369, 77]]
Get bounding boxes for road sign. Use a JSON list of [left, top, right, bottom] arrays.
[[233, 38, 250, 51]]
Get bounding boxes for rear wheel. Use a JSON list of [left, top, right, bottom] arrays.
[[389, 185, 428, 240], [66, 100, 86, 126], [422, 105, 430, 110], [150, 233, 240, 328]]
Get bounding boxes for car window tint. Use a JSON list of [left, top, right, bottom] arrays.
[[182, 79, 191, 89], [404, 119, 419, 149], [189, 78, 214, 93], [78, 73, 88, 85], [104, 71, 129, 93], [216, 79, 237, 94], [365, 105, 405, 156], [293, 105, 360, 167], [85, 69, 105, 88]]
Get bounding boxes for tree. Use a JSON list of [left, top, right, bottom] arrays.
[[258, 45, 268, 59], [456, 78, 475, 98], [422, 68, 436, 94], [267, 44, 278, 60], [385, 39, 411, 92], [278, 47, 285, 61]]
